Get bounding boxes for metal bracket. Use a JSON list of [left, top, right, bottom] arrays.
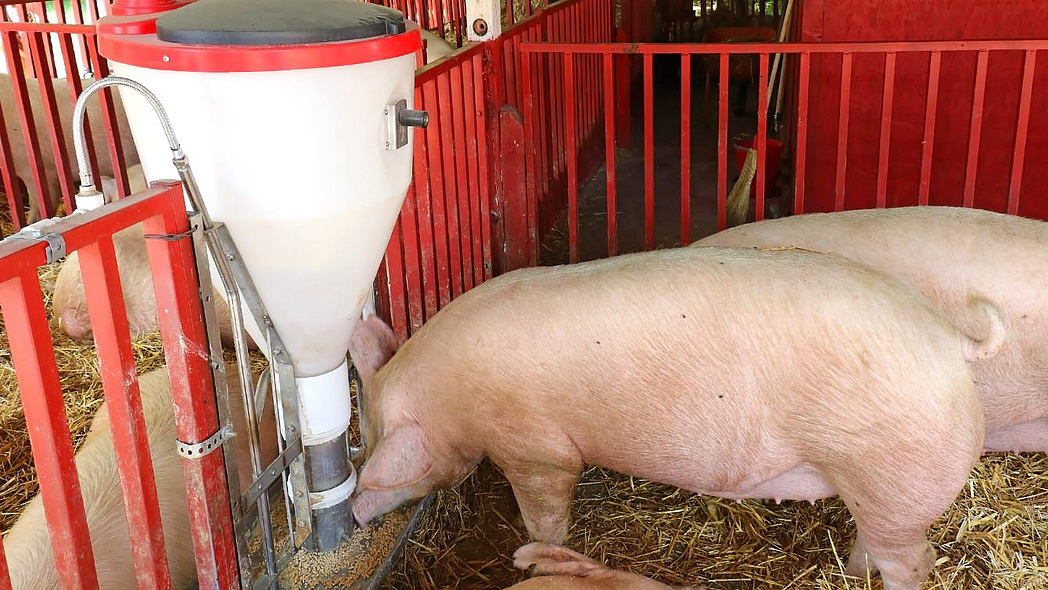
[[177, 425, 235, 459], [242, 436, 304, 509], [2, 218, 67, 263]]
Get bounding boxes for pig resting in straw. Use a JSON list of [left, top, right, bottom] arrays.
[[349, 246, 1000, 590], [506, 542, 704, 589], [52, 164, 251, 349], [4, 363, 277, 590]]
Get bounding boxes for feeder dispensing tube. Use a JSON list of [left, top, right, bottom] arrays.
[[295, 360, 357, 551]]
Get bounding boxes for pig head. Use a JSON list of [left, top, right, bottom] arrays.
[[348, 316, 471, 527]]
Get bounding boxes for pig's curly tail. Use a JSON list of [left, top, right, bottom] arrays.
[[962, 295, 1005, 362]]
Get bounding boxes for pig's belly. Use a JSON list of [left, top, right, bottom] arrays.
[[691, 463, 836, 504]]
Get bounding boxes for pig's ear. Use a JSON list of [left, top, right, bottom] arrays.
[[511, 543, 605, 577], [358, 422, 432, 490], [350, 316, 402, 382]]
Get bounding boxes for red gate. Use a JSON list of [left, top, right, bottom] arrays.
[[518, 39, 1048, 263], [0, 183, 237, 589]]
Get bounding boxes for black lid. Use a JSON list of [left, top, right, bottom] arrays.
[[156, 0, 407, 46]]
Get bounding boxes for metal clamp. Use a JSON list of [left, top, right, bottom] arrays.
[[177, 425, 235, 459], [2, 218, 67, 263]]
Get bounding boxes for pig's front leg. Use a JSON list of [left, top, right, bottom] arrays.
[[503, 461, 582, 544]]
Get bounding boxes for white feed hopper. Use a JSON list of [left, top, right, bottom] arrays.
[[97, 0, 423, 551]]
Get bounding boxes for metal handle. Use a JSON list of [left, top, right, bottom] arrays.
[[397, 108, 429, 129]]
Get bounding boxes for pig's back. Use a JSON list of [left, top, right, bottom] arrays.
[[695, 206, 1048, 427]]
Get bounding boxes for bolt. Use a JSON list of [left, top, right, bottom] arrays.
[[298, 520, 309, 528], [162, 55, 170, 62], [225, 253, 235, 261], [295, 490, 304, 499]]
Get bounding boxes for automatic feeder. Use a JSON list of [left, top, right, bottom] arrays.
[[74, 0, 427, 584]]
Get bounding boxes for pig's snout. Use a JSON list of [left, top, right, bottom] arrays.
[[59, 306, 93, 340]]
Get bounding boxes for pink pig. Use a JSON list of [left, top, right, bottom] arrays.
[[506, 543, 703, 589], [695, 205, 1048, 454], [347, 246, 999, 590], [4, 363, 277, 590]]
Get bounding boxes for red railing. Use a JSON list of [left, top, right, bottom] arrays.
[[518, 39, 1048, 263], [376, 0, 612, 339], [0, 183, 237, 589]]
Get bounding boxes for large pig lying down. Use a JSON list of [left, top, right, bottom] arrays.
[[4, 364, 276, 590], [349, 246, 1001, 590], [506, 543, 702, 589], [52, 164, 250, 348], [694, 206, 1048, 454]]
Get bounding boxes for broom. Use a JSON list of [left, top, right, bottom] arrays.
[[725, 0, 795, 228], [727, 147, 758, 227]]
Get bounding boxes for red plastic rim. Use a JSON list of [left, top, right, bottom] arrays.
[[98, 15, 421, 73]]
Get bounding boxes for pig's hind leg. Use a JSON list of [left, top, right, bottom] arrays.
[[503, 459, 584, 544], [830, 455, 972, 590]]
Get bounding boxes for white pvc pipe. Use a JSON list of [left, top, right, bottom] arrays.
[[294, 359, 352, 446]]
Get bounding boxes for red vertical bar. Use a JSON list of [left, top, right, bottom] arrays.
[[28, 31, 76, 213], [680, 53, 691, 246], [449, 66, 474, 291], [794, 52, 810, 215], [86, 41, 130, 200], [77, 237, 173, 589], [4, 31, 53, 219], [472, 54, 493, 281], [142, 186, 238, 590], [717, 53, 728, 231], [1008, 49, 1036, 216], [55, 32, 102, 191], [0, 269, 99, 589], [643, 53, 654, 250], [603, 53, 617, 257], [399, 185, 425, 332], [834, 52, 853, 212], [462, 58, 484, 285], [422, 80, 452, 307], [918, 51, 942, 206], [756, 52, 769, 220], [0, 48, 24, 227], [520, 49, 539, 266], [565, 54, 579, 264], [411, 87, 439, 321], [875, 52, 897, 209], [535, 35, 551, 203], [383, 223, 409, 337], [963, 50, 989, 209]]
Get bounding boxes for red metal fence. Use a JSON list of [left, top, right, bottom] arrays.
[[376, 0, 613, 339], [0, 183, 236, 589], [518, 39, 1048, 264]]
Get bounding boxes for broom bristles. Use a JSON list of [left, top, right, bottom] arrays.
[[727, 148, 758, 227]]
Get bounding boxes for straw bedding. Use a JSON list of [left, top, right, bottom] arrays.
[[2, 212, 1047, 590]]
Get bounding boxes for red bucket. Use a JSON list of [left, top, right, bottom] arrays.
[[734, 136, 784, 198]]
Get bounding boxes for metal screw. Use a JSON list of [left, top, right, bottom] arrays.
[[162, 55, 170, 62], [298, 520, 309, 528], [295, 490, 304, 499], [225, 253, 235, 261]]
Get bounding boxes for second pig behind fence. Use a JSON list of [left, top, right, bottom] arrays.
[[694, 205, 1047, 455], [347, 245, 1000, 590], [0, 74, 140, 223]]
